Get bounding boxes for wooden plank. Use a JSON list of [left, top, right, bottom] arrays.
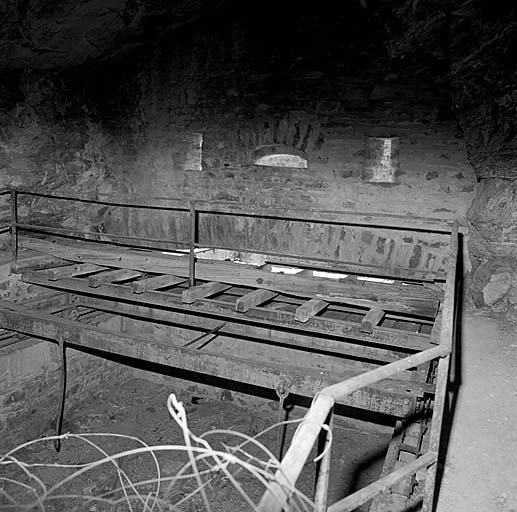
[[0, 300, 418, 416], [21, 238, 440, 317], [89, 269, 143, 288], [182, 281, 231, 304], [361, 308, 385, 334], [295, 298, 328, 323], [48, 263, 107, 281], [235, 289, 278, 313], [220, 285, 435, 324], [429, 308, 443, 345], [22, 272, 434, 352], [132, 274, 187, 294], [11, 255, 70, 273]]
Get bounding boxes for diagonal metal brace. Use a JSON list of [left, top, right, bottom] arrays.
[[183, 322, 226, 350]]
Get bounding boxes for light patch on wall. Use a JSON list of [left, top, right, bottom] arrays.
[[253, 144, 308, 169], [313, 270, 349, 279], [357, 276, 394, 284], [364, 137, 399, 183], [181, 132, 203, 171], [270, 265, 304, 274]]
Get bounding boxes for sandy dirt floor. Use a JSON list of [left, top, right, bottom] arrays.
[[436, 312, 517, 512]]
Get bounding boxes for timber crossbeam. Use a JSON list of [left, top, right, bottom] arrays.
[[0, 299, 423, 417], [22, 271, 435, 352]]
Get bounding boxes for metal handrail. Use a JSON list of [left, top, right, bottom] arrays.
[[8, 187, 454, 232], [4, 186, 455, 283]]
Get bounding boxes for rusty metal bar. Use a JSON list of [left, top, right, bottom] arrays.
[[189, 201, 196, 287], [10, 189, 18, 266], [327, 451, 437, 512], [16, 223, 189, 249], [325, 344, 448, 401], [10, 188, 453, 232]]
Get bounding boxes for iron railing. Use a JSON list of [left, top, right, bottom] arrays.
[[3, 188, 454, 282], [0, 187, 458, 510]]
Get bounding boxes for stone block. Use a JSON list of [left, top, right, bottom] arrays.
[[483, 272, 512, 306]]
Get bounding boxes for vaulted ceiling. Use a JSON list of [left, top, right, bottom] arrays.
[[0, 0, 515, 178]]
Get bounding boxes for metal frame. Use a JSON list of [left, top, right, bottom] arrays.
[[258, 224, 458, 512], [0, 188, 458, 510]]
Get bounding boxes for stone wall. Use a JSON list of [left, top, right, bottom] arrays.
[[381, 0, 517, 310], [80, 6, 476, 272], [0, 337, 132, 450], [467, 179, 517, 310], [0, 4, 479, 285], [0, 263, 133, 449], [0, 72, 114, 250]]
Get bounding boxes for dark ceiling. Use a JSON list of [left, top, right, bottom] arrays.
[[0, 0, 515, 178], [0, 0, 223, 70]]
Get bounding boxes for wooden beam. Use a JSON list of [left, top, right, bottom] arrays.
[[132, 274, 187, 294], [191, 202, 453, 233], [76, 296, 415, 366], [11, 255, 70, 273], [429, 308, 443, 345], [236, 289, 278, 313], [182, 282, 231, 304], [361, 308, 385, 334], [22, 272, 434, 352], [0, 300, 418, 416], [48, 263, 107, 281], [21, 238, 440, 317], [295, 299, 328, 323], [89, 269, 143, 288]]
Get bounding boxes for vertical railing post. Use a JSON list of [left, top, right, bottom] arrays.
[[422, 221, 458, 512], [314, 407, 334, 511], [189, 201, 196, 287], [10, 189, 18, 268]]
